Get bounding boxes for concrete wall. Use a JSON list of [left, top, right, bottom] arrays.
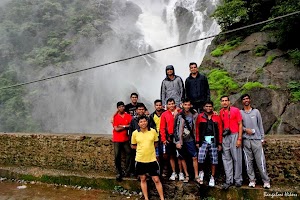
[[0, 133, 299, 184]]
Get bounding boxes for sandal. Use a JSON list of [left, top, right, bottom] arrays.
[[183, 175, 189, 183], [195, 176, 203, 184]]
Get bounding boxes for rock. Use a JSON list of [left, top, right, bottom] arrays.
[[278, 103, 300, 134]]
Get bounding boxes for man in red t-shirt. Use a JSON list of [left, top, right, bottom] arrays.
[[219, 96, 243, 189], [112, 101, 132, 181]]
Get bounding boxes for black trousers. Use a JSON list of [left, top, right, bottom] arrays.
[[113, 141, 131, 175]]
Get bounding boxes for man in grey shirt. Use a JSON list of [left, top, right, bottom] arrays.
[[240, 94, 270, 189]]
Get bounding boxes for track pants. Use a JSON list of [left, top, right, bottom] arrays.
[[222, 133, 243, 184], [243, 139, 270, 183]]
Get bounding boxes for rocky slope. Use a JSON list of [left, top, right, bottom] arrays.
[[201, 32, 300, 134]]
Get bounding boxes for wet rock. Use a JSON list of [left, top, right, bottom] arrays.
[[278, 102, 300, 134]]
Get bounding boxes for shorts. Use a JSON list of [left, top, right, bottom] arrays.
[[177, 141, 197, 159], [198, 142, 218, 165], [135, 161, 160, 176], [164, 141, 176, 156]]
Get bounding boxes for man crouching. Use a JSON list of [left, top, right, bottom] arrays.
[[131, 115, 165, 200]]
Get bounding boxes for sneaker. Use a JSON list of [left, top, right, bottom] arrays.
[[179, 172, 185, 181], [169, 172, 178, 181], [263, 182, 271, 189], [198, 171, 204, 184], [222, 183, 232, 190], [248, 181, 256, 188], [209, 176, 215, 187]]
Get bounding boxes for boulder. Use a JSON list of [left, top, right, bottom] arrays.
[[277, 103, 300, 134]]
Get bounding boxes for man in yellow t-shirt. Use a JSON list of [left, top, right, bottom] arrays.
[[131, 115, 164, 200]]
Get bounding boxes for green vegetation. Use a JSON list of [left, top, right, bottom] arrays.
[[210, 37, 242, 57], [265, 55, 276, 65], [287, 81, 300, 102], [207, 69, 239, 110], [241, 82, 264, 93], [212, 0, 300, 50], [288, 49, 300, 66], [254, 45, 268, 56], [267, 85, 279, 90], [255, 67, 263, 74]]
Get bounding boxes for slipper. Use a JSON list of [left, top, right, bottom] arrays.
[[183, 175, 189, 183], [195, 176, 203, 184]]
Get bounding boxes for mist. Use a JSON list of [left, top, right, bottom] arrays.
[[2, 0, 220, 134]]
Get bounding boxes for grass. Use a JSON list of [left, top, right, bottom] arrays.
[[241, 82, 264, 94], [288, 81, 300, 102], [254, 45, 268, 56], [288, 49, 300, 66], [210, 37, 242, 57], [265, 55, 276, 65]]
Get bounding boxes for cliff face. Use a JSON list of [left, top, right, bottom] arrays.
[[201, 32, 300, 134]]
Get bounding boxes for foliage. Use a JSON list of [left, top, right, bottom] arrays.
[[287, 81, 300, 102], [267, 85, 279, 90], [241, 82, 264, 93], [210, 37, 242, 57], [265, 55, 276, 65], [287, 49, 300, 66], [254, 45, 268, 56], [207, 69, 239, 110]]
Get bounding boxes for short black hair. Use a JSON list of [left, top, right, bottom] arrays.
[[204, 100, 214, 107], [220, 95, 230, 101], [130, 93, 138, 98], [189, 62, 197, 67], [166, 98, 175, 104], [154, 99, 162, 104], [136, 102, 146, 110], [240, 94, 251, 101], [182, 98, 191, 103], [138, 115, 148, 123]]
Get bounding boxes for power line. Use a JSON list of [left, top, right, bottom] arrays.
[[0, 10, 299, 90]]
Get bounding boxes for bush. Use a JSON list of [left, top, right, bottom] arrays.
[[288, 49, 300, 66], [254, 45, 268, 56], [288, 81, 300, 102], [241, 82, 264, 93], [210, 38, 242, 57], [265, 55, 276, 65], [207, 69, 239, 110]]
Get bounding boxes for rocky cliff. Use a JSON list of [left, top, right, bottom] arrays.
[[201, 32, 300, 134]]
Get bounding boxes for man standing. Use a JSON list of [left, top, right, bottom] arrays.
[[185, 62, 210, 113], [112, 101, 132, 181], [174, 98, 199, 183], [240, 94, 271, 189], [195, 100, 222, 187], [131, 116, 165, 200], [161, 65, 185, 107], [160, 98, 180, 180], [125, 93, 148, 116], [219, 95, 243, 189]]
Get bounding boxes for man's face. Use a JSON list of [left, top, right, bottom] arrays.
[[155, 102, 162, 112], [138, 118, 148, 129], [242, 96, 251, 106], [203, 103, 213, 113], [131, 95, 138, 104], [189, 64, 198, 74], [221, 97, 230, 108], [182, 101, 191, 112], [117, 105, 125, 113], [136, 107, 145, 116], [167, 101, 175, 111], [166, 69, 174, 76]]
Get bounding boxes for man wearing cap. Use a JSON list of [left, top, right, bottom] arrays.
[[161, 65, 185, 108], [112, 101, 132, 181], [185, 62, 210, 113]]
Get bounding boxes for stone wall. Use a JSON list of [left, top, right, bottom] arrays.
[[0, 133, 299, 184]]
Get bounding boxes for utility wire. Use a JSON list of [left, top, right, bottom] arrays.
[[1, 10, 299, 90]]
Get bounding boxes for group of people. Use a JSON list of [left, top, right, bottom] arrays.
[[112, 63, 270, 200]]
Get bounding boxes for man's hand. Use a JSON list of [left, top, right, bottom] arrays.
[[163, 140, 169, 145], [218, 145, 222, 151], [176, 143, 182, 149], [196, 144, 199, 148], [245, 128, 253, 135], [236, 139, 242, 148]]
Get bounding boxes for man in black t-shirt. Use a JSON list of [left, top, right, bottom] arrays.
[[125, 93, 148, 116]]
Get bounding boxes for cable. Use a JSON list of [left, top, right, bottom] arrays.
[[0, 10, 299, 90]]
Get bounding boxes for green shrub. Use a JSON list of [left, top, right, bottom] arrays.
[[255, 67, 263, 74], [254, 45, 268, 56], [207, 69, 239, 110], [288, 81, 300, 102], [210, 38, 242, 57], [288, 49, 300, 66], [265, 55, 276, 65], [241, 82, 264, 93], [267, 85, 279, 90]]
